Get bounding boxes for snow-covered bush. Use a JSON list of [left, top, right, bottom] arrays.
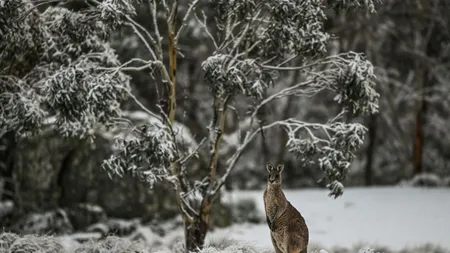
[[210, 197, 264, 227], [13, 208, 74, 235], [75, 236, 151, 253], [0, 200, 13, 221], [231, 198, 264, 224], [443, 177, 450, 187], [399, 173, 444, 187], [8, 234, 65, 253], [0, 232, 19, 249]]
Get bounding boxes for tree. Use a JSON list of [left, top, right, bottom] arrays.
[[1, 0, 380, 252]]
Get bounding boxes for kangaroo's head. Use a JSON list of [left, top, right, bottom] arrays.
[[266, 162, 284, 186]]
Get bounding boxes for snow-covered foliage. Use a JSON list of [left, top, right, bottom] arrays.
[[324, 52, 379, 116], [262, 0, 330, 58], [211, 0, 329, 58], [101, 122, 177, 188], [285, 120, 367, 197], [43, 58, 130, 138], [0, 0, 134, 138], [0, 0, 380, 202], [202, 55, 276, 98]]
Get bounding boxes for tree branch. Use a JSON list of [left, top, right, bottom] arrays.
[[176, 0, 200, 41], [167, 0, 179, 124], [125, 16, 158, 60], [207, 96, 231, 190], [212, 120, 286, 194], [195, 11, 219, 50], [122, 89, 162, 121], [177, 137, 207, 165], [179, 192, 199, 221], [148, 0, 164, 60]]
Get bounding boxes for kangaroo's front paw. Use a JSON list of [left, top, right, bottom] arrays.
[[266, 216, 272, 229], [271, 221, 276, 231], [266, 216, 277, 231]]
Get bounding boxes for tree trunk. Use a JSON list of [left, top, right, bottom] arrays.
[[0, 132, 16, 201], [412, 0, 432, 176], [184, 215, 209, 252], [58, 148, 77, 206], [364, 114, 377, 186], [413, 103, 424, 175], [412, 69, 427, 176], [184, 195, 214, 252]]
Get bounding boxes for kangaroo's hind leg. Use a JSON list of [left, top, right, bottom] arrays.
[[287, 235, 307, 253], [270, 234, 283, 253]]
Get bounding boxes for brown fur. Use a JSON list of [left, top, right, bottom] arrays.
[[263, 163, 309, 253]]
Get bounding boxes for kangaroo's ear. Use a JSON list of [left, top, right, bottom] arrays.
[[266, 162, 274, 172], [276, 164, 284, 172]]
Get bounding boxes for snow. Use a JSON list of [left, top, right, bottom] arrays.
[[208, 187, 450, 251]]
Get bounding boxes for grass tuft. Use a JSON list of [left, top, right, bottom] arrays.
[[8, 234, 64, 253], [75, 235, 150, 253]]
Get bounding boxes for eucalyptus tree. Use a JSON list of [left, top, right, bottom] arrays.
[[1, 0, 380, 251]]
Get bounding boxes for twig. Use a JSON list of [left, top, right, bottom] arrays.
[[277, 54, 300, 67], [161, 0, 171, 17], [122, 89, 162, 121], [180, 137, 207, 165], [176, 0, 201, 41], [229, 9, 261, 55], [126, 18, 158, 60], [195, 11, 219, 50], [261, 61, 322, 71]]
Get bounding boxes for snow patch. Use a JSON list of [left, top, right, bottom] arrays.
[[211, 187, 450, 251]]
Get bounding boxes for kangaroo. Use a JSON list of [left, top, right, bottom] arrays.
[[263, 162, 309, 253]]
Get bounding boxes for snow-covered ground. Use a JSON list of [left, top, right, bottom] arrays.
[[207, 187, 450, 251]]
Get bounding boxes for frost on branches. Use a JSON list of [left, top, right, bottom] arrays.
[[285, 52, 378, 197], [0, 0, 135, 138], [202, 55, 276, 98], [101, 122, 177, 188], [286, 121, 367, 197], [2, 0, 381, 203], [100, 0, 380, 200]]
